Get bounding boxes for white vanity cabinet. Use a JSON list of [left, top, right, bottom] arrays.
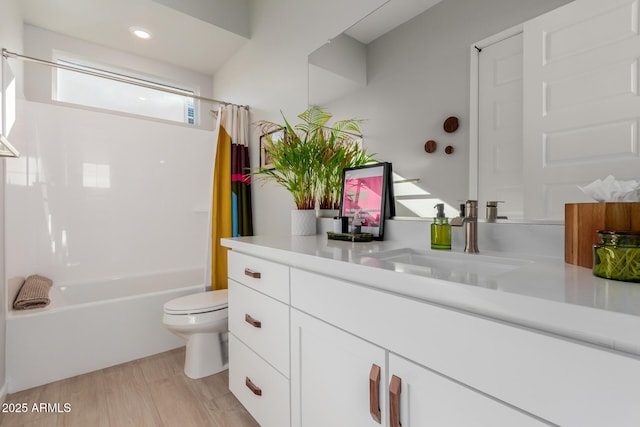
[[290, 309, 545, 427], [290, 268, 640, 427], [227, 251, 290, 427], [291, 309, 386, 426], [223, 241, 640, 427], [290, 270, 548, 427], [387, 354, 547, 427]]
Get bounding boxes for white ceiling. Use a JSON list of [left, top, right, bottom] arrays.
[[18, 0, 249, 76], [18, 0, 443, 76]]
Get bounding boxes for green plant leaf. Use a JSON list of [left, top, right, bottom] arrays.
[[251, 106, 375, 210]]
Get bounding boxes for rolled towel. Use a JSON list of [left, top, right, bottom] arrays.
[[13, 275, 53, 310]]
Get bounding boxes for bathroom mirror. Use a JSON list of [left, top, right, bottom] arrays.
[[308, 0, 574, 222]]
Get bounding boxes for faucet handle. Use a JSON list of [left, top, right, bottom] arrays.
[[486, 201, 504, 222], [465, 200, 478, 219]]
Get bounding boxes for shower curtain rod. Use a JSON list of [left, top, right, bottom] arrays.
[[2, 48, 248, 109]]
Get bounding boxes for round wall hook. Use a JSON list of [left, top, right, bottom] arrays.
[[424, 140, 437, 153], [443, 116, 459, 133]]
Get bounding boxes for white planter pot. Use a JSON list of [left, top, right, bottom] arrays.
[[291, 209, 317, 236], [317, 209, 339, 218]]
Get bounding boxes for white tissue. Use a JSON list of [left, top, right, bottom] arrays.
[[578, 175, 640, 202]]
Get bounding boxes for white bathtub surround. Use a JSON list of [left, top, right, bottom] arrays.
[[5, 100, 214, 284], [3, 100, 215, 392], [6, 268, 204, 393]]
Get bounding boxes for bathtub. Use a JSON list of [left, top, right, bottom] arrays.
[[6, 268, 205, 393]]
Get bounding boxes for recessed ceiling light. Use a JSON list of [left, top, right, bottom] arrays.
[[129, 26, 152, 40]]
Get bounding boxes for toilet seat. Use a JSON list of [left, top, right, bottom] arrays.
[[164, 290, 228, 315]]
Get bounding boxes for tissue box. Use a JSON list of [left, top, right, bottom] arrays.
[[565, 202, 640, 268]]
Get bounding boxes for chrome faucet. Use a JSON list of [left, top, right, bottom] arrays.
[[452, 200, 479, 253]]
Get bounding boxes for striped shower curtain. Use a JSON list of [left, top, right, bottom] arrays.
[[210, 104, 253, 290]]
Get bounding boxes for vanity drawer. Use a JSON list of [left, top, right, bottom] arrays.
[[228, 251, 289, 303], [229, 334, 290, 427], [229, 279, 289, 376]]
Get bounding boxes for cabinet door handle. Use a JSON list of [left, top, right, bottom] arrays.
[[244, 268, 261, 279], [245, 376, 262, 396], [389, 375, 401, 427], [369, 364, 382, 424], [245, 313, 262, 328]]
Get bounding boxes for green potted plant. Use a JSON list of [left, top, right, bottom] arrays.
[[254, 106, 372, 235], [316, 132, 372, 212]]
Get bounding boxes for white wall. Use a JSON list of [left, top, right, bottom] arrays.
[[308, 33, 367, 106], [0, 0, 24, 400], [212, 0, 388, 236], [309, 33, 366, 84]]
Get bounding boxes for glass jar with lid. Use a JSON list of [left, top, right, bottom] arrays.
[[593, 230, 640, 282]]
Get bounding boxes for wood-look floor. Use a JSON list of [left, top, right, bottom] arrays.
[[0, 347, 259, 427]]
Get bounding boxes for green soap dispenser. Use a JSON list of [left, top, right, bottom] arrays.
[[431, 203, 451, 250]]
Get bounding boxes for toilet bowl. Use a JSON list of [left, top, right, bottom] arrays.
[[162, 290, 228, 379]]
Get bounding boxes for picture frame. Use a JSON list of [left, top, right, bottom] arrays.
[[339, 162, 395, 240], [259, 128, 284, 169]]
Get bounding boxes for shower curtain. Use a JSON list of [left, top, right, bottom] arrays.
[[211, 104, 253, 290]]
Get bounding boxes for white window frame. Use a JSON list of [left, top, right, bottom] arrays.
[[51, 51, 200, 126]]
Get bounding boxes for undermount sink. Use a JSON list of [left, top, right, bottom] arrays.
[[360, 248, 531, 287]]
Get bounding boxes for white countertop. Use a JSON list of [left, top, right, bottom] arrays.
[[221, 234, 640, 356]]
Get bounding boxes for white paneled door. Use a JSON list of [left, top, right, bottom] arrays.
[[522, 0, 640, 219], [478, 33, 525, 219]]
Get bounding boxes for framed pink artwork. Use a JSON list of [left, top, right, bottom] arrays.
[[339, 162, 394, 240]]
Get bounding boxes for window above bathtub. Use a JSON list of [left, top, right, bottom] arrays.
[[52, 53, 198, 125]]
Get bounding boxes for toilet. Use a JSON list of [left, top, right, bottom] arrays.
[[162, 290, 229, 379]]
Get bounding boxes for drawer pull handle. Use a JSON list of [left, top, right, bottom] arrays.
[[389, 375, 401, 427], [244, 268, 261, 279], [245, 313, 262, 328], [245, 376, 262, 396], [369, 364, 382, 424]]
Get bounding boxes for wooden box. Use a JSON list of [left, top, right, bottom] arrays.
[[565, 202, 640, 268]]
